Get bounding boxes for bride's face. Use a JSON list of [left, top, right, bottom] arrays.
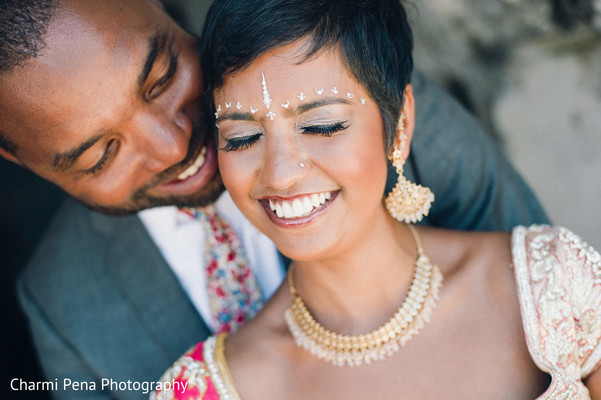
[[214, 40, 394, 260]]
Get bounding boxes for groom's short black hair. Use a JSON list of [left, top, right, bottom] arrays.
[[0, 0, 59, 155], [200, 0, 413, 151], [0, 0, 59, 74]]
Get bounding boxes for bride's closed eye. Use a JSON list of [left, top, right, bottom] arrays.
[[300, 121, 348, 136], [219, 133, 262, 152], [219, 121, 349, 152]]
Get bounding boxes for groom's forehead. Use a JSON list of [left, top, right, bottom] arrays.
[[58, 0, 170, 29], [0, 0, 195, 158]]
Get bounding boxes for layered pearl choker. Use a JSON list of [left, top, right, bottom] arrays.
[[284, 225, 443, 367]]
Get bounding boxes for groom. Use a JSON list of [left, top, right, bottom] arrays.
[[1, 0, 547, 399]]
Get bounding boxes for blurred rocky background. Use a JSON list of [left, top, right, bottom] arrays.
[[408, 0, 601, 248]]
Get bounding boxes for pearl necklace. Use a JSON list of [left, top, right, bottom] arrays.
[[284, 225, 443, 367]]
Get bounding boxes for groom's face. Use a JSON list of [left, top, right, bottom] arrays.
[[0, 0, 223, 215]]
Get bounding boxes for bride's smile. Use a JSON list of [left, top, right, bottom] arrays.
[[260, 190, 339, 224]]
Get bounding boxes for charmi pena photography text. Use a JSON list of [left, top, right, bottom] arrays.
[[10, 377, 187, 395]]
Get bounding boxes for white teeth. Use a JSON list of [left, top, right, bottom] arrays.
[[302, 197, 313, 216], [292, 199, 304, 218], [310, 194, 320, 207], [267, 191, 333, 220], [282, 202, 293, 218], [177, 147, 207, 180]]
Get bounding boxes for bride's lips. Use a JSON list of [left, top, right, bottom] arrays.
[[260, 190, 339, 227], [154, 138, 218, 196]]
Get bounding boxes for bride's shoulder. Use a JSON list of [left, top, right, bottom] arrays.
[[417, 226, 512, 277]]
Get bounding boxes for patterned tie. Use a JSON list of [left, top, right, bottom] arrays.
[[180, 205, 263, 334]]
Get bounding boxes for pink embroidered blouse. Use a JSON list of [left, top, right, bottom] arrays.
[[151, 225, 601, 400]]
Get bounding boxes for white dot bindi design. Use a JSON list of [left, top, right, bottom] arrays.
[[215, 83, 366, 122]]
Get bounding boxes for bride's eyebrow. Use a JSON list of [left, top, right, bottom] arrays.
[[216, 96, 353, 123], [295, 98, 352, 115], [218, 112, 255, 122]]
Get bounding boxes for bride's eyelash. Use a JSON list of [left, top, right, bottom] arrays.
[[220, 134, 262, 152], [301, 122, 348, 136], [219, 121, 347, 152]]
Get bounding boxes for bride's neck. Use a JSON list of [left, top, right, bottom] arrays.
[[288, 219, 419, 335]]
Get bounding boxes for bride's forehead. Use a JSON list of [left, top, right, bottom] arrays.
[[213, 68, 367, 125], [219, 47, 357, 97]]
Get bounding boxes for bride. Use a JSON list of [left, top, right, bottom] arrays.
[[153, 0, 601, 398]]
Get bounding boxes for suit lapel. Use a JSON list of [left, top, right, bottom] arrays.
[[104, 215, 211, 360]]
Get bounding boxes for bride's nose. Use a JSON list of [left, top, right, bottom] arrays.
[[258, 134, 310, 190]]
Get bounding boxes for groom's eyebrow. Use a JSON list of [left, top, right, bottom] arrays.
[[52, 33, 170, 172], [52, 132, 107, 171], [136, 31, 167, 90]]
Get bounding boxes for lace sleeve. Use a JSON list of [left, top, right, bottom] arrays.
[[512, 225, 601, 399]]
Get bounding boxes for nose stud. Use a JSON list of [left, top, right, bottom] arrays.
[[299, 162, 305, 168]]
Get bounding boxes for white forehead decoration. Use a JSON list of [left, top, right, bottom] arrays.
[[215, 73, 368, 125], [261, 73, 272, 109]]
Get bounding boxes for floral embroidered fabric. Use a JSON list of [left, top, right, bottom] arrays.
[[152, 225, 601, 399]]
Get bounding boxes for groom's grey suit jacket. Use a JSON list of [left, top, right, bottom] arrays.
[[18, 201, 211, 399]]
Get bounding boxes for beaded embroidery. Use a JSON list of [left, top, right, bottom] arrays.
[[151, 336, 239, 400], [512, 225, 601, 400], [151, 345, 211, 400]]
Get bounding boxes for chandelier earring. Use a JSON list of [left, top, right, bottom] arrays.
[[385, 113, 434, 223]]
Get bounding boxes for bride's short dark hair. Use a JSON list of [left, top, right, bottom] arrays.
[[200, 0, 413, 151]]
